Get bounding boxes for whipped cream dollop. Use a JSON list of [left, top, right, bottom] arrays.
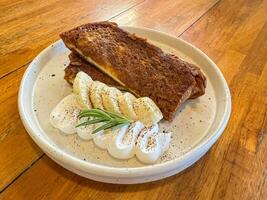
[[50, 94, 81, 134], [50, 94, 171, 164]]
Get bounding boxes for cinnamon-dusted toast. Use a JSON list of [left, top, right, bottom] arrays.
[[60, 21, 206, 120], [65, 52, 123, 89]]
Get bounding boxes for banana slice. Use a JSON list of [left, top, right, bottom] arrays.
[[89, 81, 107, 109], [133, 97, 163, 125], [118, 92, 137, 120], [101, 87, 122, 114], [73, 71, 93, 108]]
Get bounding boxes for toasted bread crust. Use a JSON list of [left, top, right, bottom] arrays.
[[60, 21, 206, 120], [65, 53, 122, 88]]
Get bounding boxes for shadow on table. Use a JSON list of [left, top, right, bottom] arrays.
[[42, 152, 208, 197]]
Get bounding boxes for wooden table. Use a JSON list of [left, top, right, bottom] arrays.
[[0, 0, 267, 199]]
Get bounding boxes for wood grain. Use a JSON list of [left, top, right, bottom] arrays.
[[0, 0, 218, 193], [1, 0, 267, 199], [0, 156, 207, 200], [179, 0, 267, 199], [112, 0, 218, 35], [0, 67, 43, 191], [0, 0, 144, 78], [0, 0, 144, 191]]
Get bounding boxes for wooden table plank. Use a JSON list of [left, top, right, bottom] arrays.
[[0, 0, 218, 194], [181, 0, 267, 62], [0, 0, 144, 191], [0, 0, 144, 78], [0, 156, 207, 200], [112, 0, 218, 35], [1, 0, 267, 199], [0, 67, 43, 191], [178, 0, 267, 199], [0, 0, 219, 79], [213, 63, 267, 200]]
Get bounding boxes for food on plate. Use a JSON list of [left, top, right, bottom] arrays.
[[106, 122, 171, 163], [117, 92, 137, 120], [135, 124, 171, 163], [50, 72, 168, 163], [60, 21, 206, 121], [65, 53, 123, 89], [76, 117, 94, 140], [92, 128, 112, 149], [50, 93, 81, 134], [75, 72, 163, 125], [73, 70, 93, 108], [107, 121, 143, 159], [133, 97, 163, 126], [50, 97, 171, 163], [101, 86, 122, 114], [50, 22, 209, 164], [89, 81, 106, 109]]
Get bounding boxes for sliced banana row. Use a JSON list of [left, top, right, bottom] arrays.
[[74, 71, 163, 125]]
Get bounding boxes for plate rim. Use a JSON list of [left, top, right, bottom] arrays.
[[18, 26, 231, 178]]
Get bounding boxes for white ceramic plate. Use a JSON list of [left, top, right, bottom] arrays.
[[18, 26, 231, 184]]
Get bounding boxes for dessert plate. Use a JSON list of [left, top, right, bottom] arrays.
[[18, 26, 231, 184]]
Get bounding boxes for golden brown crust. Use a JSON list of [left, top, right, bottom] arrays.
[[60, 21, 206, 120], [64, 53, 123, 88]]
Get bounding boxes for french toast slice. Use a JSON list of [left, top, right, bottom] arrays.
[[65, 52, 123, 89], [60, 21, 206, 120]]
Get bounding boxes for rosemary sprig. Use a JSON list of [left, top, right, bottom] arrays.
[[76, 108, 132, 134]]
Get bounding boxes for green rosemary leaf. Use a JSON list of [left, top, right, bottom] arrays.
[[78, 108, 132, 134], [78, 112, 102, 119], [76, 118, 107, 128], [92, 121, 118, 134], [79, 109, 112, 120], [90, 108, 114, 119], [102, 109, 130, 120], [114, 118, 131, 124]]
